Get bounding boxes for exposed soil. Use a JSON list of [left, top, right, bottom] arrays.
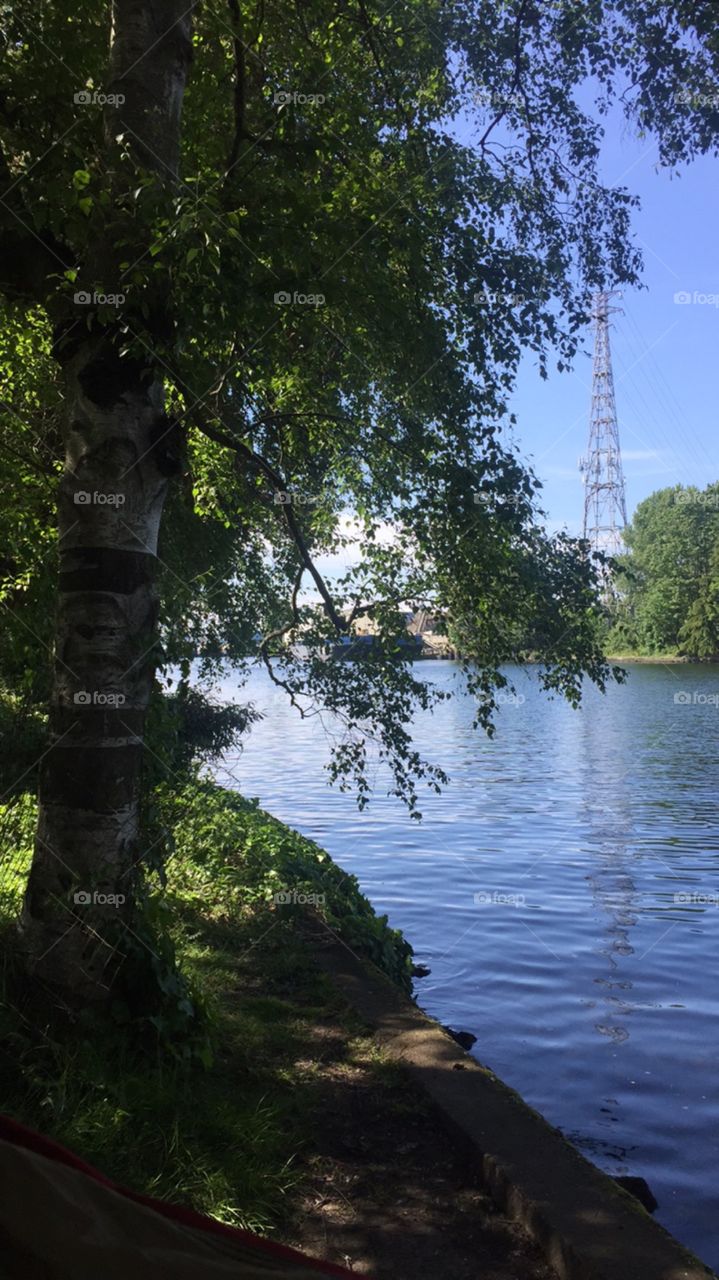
[[283, 1023, 558, 1280]]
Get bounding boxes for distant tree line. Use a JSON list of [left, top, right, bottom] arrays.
[[607, 484, 719, 659]]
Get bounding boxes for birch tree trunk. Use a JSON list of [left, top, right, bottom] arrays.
[[19, 0, 193, 1000]]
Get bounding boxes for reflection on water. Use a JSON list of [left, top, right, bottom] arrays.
[[214, 661, 719, 1269], [581, 710, 638, 1047]]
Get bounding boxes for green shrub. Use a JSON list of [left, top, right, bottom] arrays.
[[156, 780, 413, 992]]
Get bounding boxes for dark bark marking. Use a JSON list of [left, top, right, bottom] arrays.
[[59, 548, 158, 594], [40, 743, 142, 811], [77, 350, 150, 409], [150, 414, 186, 476]]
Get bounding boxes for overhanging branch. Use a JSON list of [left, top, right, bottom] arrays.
[[190, 402, 349, 634]]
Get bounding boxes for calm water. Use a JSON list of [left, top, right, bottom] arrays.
[[213, 661, 719, 1268]]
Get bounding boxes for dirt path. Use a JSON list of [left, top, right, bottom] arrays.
[[283, 1024, 557, 1280]]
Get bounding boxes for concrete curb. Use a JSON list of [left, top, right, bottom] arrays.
[[314, 941, 715, 1280]]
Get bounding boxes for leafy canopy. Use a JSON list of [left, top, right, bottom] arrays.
[[2, 1, 719, 808], [610, 485, 719, 657]]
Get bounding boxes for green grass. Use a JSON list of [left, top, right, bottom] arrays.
[[0, 780, 413, 1236]]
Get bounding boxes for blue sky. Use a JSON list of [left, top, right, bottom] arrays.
[[312, 103, 718, 584], [511, 121, 719, 536]]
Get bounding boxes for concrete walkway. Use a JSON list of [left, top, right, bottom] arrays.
[[314, 940, 715, 1280]]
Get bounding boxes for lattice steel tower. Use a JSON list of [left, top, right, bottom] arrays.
[[580, 291, 627, 558]]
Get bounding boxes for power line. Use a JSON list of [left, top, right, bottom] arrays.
[[621, 309, 717, 478], [612, 343, 698, 488]]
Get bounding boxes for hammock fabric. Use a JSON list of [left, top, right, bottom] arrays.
[[0, 1115, 360, 1279]]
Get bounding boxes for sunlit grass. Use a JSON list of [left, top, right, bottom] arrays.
[[0, 781, 410, 1236]]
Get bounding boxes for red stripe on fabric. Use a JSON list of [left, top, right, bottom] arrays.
[[0, 1115, 359, 1277]]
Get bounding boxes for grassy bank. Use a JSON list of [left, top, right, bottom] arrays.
[[0, 782, 412, 1232], [0, 783, 562, 1278]]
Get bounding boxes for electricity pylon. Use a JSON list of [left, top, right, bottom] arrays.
[[580, 291, 628, 562]]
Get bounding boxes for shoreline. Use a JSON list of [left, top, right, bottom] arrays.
[[3, 783, 716, 1277], [605, 653, 689, 663], [316, 939, 715, 1280], [0, 784, 560, 1280]]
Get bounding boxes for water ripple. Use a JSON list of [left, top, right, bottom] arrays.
[[215, 661, 719, 1269]]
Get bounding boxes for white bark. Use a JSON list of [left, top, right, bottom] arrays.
[[20, 0, 194, 999]]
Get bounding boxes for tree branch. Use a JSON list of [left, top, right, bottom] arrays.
[[189, 402, 349, 633], [225, 0, 247, 175], [477, 0, 530, 151]]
